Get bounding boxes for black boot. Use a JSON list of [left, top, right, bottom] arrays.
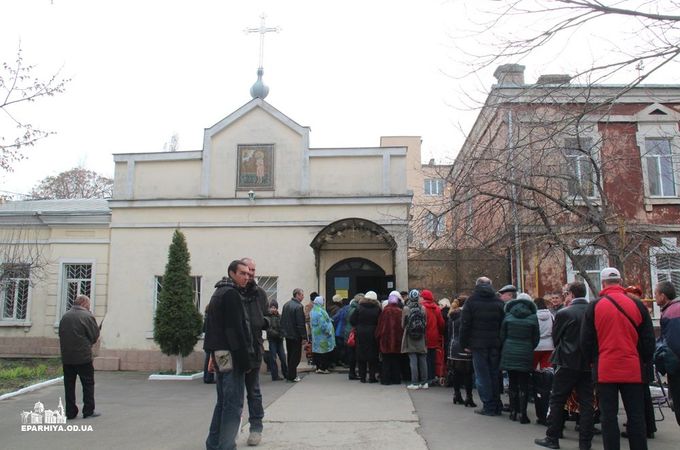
[[508, 389, 518, 422], [453, 389, 464, 405], [519, 391, 530, 424], [464, 391, 477, 408], [534, 437, 560, 449]]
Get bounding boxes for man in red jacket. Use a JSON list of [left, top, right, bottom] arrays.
[[580, 267, 655, 450], [420, 289, 445, 385]]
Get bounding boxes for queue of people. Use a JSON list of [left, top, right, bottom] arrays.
[[202, 260, 679, 450]]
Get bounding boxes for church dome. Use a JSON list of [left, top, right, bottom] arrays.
[[250, 68, 269, 99]]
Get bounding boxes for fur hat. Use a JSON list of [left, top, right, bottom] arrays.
[[332, 294, 343, 303], [438, 298, 451, 309]]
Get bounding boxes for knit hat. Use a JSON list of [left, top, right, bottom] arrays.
[[269, 300, 279, 309], [332, 294, 343, 303], [364, 291, 378, 301], [314, 295, 325, 306], [388, 290, 401, 305], [408, 289, 420, 301], [421, 289, 434, 301], [438, 298, 451, 309]]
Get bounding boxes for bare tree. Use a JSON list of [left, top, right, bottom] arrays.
[[458, 0, 680, 89], [1, 47, 69, 172], [30, 166, 113, 199]]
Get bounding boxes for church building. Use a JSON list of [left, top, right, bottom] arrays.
[[0, 71, 419, 371]]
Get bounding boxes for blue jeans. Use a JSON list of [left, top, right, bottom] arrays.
[[408, 353, 428, 384], [268, 338, 288, 380], [206, 367, 264, 450], [472, 347, 501, 413]]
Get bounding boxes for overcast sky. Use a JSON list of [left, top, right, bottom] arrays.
[[2, 0, 677, 196]]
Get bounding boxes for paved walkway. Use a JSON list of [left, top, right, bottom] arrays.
[[1, 368, 678, 449]]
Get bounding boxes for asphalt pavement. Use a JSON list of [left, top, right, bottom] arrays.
[[1, 366, 678, 449]]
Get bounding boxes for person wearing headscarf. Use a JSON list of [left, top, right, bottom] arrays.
[[402, 289, 428, 389], [375, 290, 405, 385], [350, 290, 381, 383], [500, 292, 540, 424], [310, 295, 336, 374], [344, 293, 364, 380], [448, 296, 476, 407]]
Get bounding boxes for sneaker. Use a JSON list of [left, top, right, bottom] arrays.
[[407, 384, 421, 390], [420, 383, 429, 389], [534, 437, 560, 449], [247, 431, 262, 446], [315, 369, 323, 374], [320, 369, 330, 374]]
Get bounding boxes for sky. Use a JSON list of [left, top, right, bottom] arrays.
[[1, 0, 678, 197]]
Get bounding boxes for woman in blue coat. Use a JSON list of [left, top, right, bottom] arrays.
[[500, 293, 539, 424], [310, 296, 336, 373]]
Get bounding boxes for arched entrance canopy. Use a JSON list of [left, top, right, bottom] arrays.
[[310, 218, 397, 251]]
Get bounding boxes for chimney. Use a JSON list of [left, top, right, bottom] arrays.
[[536, 74, 571, 85], [493, 64, 525, 87], [428, 158, 435, 166]]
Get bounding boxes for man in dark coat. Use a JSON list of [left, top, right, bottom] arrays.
[[280, 288, 307, 382], [535, 281, 594, 450], [239, 257, 270, 446], [459, 276, 505, 416], [58, 294, 100, 420], [204, 260, 259, 450]]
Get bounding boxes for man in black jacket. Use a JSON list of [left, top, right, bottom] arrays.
[[204, 260, 257, 450], [460, 276, 505, 416], [535, 281, 594, 450], [58, 294, 100, 420], [281, 288, 306, 382]]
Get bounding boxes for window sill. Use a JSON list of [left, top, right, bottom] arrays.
[[644, 197, 680, 211], [0, 321, 32, 328]]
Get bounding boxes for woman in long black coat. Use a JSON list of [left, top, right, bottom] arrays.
[[349, 290, 381, 383]]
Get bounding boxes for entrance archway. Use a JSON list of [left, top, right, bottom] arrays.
[[325, 257, 394, 300]]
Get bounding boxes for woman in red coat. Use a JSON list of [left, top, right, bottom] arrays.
[[375, 291, 405, 385], [421, 289, 446, 384]]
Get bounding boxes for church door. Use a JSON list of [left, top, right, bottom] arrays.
[[325, 258, 394, 301]]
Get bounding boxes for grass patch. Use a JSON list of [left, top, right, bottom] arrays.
[[0, 358, 63, 395]]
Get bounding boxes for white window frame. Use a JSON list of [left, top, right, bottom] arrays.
[[643, 138, 676, 197], [424, 212, 446, 237], [565, 242, 608, 301], [563, 137, 599, 199], [649, 237, 680, 319], [0, 263, 31, 324], [424, 178, 444, 196], [636, 108, 680, 208], [55, 259, 96, 326]]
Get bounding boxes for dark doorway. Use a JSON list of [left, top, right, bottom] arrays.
[[325, 258, 394, 301]]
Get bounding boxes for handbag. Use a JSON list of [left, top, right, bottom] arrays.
[[347, 328, 356, 347]]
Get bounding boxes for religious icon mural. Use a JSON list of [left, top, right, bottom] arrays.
[[237, 144, 274, 189]]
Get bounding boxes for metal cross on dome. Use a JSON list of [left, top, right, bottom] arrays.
[[245, 13, 280, 69]]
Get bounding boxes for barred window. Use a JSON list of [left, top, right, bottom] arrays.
[[257, 276, 278, 304], [154, 275, 202, 311], [62, 263, 92, 316], [1, 264, 30, 321]]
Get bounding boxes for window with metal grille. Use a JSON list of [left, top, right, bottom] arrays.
[[154, 275, 202, 311], [1, 263, 30, 321], [645, 138, 676, 197], [61, 263, 92, 316], [257, 276, 278, 304]]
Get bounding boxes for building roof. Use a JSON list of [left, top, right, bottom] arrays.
[[0, 198, 110, 215]]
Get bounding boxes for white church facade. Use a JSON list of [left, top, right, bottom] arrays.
[[0, 95, 420, 371]]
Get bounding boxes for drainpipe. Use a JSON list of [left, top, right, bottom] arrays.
[[508, 110, 523, 291]]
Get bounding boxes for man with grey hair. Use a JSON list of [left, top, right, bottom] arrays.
[[460, 276, 505, 416], [58, 294, 100, 420]]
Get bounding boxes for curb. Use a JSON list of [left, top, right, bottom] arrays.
[[148, 372, 203, 381], [0, 376, 64, 401]]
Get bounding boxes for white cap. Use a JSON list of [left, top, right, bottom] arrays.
[[600, 267, 621, 281]]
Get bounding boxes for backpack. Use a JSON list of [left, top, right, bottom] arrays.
[[406, 304, 426, 339]]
